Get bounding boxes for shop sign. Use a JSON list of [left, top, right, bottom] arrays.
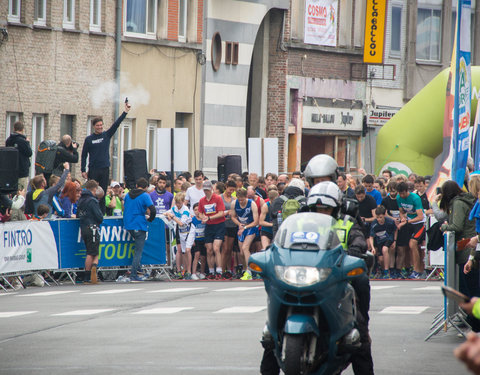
[[367, 106, 400, 126], [304, 0, 338, 47], [303, 106, 362, 131]]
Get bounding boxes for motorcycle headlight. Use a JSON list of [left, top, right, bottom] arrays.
[[274, 266, 331, 287]]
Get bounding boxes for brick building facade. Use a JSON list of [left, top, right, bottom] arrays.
[[0, 1, 117, 178], [265, 0, 368, 174]]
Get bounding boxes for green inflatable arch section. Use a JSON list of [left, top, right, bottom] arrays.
[[375, 67, 480, 176]]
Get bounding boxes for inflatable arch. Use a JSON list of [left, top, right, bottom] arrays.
[[375, 67, 480, 176]]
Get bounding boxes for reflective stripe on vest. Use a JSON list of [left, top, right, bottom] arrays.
[[335, 218, 354, 250]]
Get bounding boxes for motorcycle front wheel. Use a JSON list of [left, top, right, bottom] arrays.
[[283, 334, 307, 375]]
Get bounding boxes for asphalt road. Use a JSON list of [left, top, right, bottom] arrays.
[[0, 279, 471, 375]]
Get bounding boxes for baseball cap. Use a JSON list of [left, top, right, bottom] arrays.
[[110, 181, 120, 188], [203, 180, 213, 191]]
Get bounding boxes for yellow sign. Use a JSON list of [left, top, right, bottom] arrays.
[[363, 0, 386, 64]]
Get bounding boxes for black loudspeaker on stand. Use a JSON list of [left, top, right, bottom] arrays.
[[124, 149, 149, 190], [217, 155, 242, 182], [0, 147, 19, 193]]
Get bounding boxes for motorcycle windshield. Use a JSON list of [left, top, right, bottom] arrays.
[[274, 212, 341, 251]]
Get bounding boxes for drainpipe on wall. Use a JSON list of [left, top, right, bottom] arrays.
[[112, 0, 122, 181], [199, 0, 208, 170]]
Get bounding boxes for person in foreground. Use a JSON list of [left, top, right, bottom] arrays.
[[455, 298, 480, 374], [123, 177, 156, 281]]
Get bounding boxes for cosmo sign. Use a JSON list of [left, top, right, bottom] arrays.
[[304, 0, 338, 47]]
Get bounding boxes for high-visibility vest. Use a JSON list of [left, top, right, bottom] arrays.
[[334, 217, 354, 250]]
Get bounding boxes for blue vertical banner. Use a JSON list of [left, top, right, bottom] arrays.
[[472, 99, 480, 170], [452, 0, 472, 186]]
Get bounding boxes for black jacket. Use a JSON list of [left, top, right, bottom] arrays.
[[77, 189, 103, 227], [5, 132, 32, 178], [53, 142, 79, 176], [346, 219, 368, 259]]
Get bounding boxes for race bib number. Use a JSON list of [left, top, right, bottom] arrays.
[[204, 203, 217, 215]]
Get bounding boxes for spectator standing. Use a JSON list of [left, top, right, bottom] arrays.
[[123, 178, 156, 282], [106, 181, 124, 216], [198, 180, 226, 279], [221, 179, 237, 277], [230, 189, 259, 280], [249, 172, 267, 199], [368, 206, 398, 279], [439, 180, 478, 296], [31, 163, 69, 217], [165, 192, 194, 279], [6, 121, 32, 190], [77, 180, 104, 284], [382, 181, 408, 278], [185, 170, 205, 209], [259, 187, 278, 249], [59, 181, 78, 218], [337, 173, 356, 199], [51, 135, 79, 178], [355, 185, 377, 238], [265, 173, 277, 188], [396, 181, 426, 279], [190, 203, 207, 279], [81, 101, 131, 213], [362, 175, 383, 205]]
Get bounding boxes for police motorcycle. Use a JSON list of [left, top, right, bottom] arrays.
[[249, 212, 367, 375]]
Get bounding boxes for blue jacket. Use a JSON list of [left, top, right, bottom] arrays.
[[81, 112, 126, 172], [123, 189, 156, 231]]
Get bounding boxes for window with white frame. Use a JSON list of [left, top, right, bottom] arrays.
[[124, 0, 157, 39], [34, 0, 47, 26], [8, 0, 21, 22], [416, 6, 442, 62], [31, 115, 45, 178], [178, 0, 187, 42], [119, 119, 133, 182], [146, 120, 159, 170], [90, 0, 101, 32], [390, 4, 402, 57], [6, 112, 20, 139], [63, 0, 75, 29]]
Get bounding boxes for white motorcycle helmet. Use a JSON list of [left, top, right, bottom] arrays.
[[304, 154, 339, 186], [307, 181, 343, 217]]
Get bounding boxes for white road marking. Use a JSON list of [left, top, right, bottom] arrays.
[[214, 306, 266, 314], [0, 311, 37, 318], [379, 306, 429, 314], [412, 286, 441, 291], [371, 285, 398, 290], [0, 293, 17, 296], [17, 291, 77, 297], [214, 286, 264, 292], [134, 307, 194, 314], [146, 288, 205, 293], [53, 309, 115, 316], [84, 288, 143, 295]]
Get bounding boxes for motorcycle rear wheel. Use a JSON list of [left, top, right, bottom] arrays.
[[283, 334, 307, 375]]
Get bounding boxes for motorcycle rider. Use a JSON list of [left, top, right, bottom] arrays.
[[306, 181, 374, 375], [304, 155, 373, 374], [260, 180, 374, 375]]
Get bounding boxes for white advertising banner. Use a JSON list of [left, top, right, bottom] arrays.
[[0, 221, 58, 274], [156, 128, 189, 172], [248, 138, 279, 176], [304, 0, 338, 47], [303, 106, 363, 131]]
